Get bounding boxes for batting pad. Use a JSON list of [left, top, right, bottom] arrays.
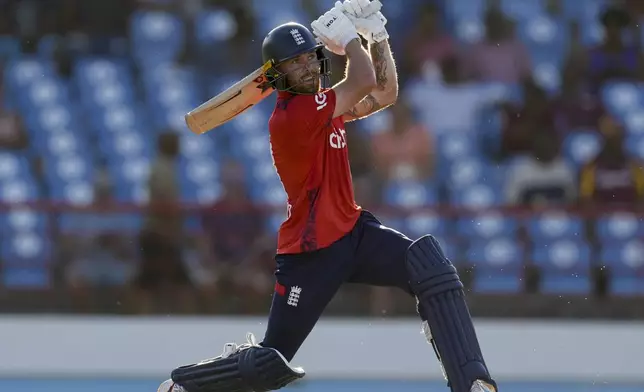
[[406, 235, 496, 392], [171, 336, 304, 392]]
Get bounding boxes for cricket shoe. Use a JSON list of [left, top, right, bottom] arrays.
[[470, 379, 496, 392], [157, 379, 186, 392]]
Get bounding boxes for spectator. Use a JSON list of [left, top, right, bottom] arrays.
[[413, 55, 493, 133], [461, 7, 532, 83], [498, 79, 555, 159], [401, 2, 456, 81], [579, 115, 644, 208], [199, 160, 273, 297], [370, 99, 434, 182], [584, 6, 644, 93], [0, 107, 28, 150], [553, 57, 605, 134], [60, 169, 136, 309], [134, 132, 195, 313], [504, 131, 577, 206]]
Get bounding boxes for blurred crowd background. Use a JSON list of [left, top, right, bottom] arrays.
[[0, 0, 643, 318]]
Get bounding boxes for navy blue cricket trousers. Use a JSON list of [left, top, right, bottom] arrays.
[[261, 211, 414, 361]]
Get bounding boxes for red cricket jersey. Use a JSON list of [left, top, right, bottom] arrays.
[[268, 88, 361, 254]]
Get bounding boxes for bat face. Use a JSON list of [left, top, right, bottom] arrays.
[[185, 61, 275, 135]]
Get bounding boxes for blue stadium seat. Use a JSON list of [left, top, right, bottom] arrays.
[[248, 159, 279, 184], [445, 0, 486, 19], [457, 213, 519, 240], [601, 82, 643, 118], [18, 77, 69, 109], [562, 132, 601, 166], [250, 181, 287, 207], [58, 209, 142, 234], [0, 153, 31, 181], [194, 9, 238, 46], [450, 183, 502, 208], [1, 233, 50, 266], [0, 208, 47, 235], [500, 0, 546, 20], [446, 158, 489, 189], [180, 156, 220, 185], [383, 181, 438, 208], [181, 181, 222, 204], [626, 135, 644, 159], [596, 213, 644, 243], [437, 133, 477, 164], [600, 240, 644, 296], [130, 11, 185, 68], [109, 156, 150, 187], [403, 212, 448, 239], [532, 240, 592, 294], [453, 16, 484, 44], [468, 238, 524, 293], [180, 133, 216, 157], [0, 180, 39, 203], [518, 15, 566, 58], [1, 264, 51, 289], [44, 155, 93, 184], [623, 110, 644, 135], [526, 212, 584, 243], [50, 181, 94, 206], [101, 131, 152, 160]]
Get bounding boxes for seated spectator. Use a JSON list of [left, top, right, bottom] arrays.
[[401, 2, 456, 81], [504, 131, 577, 206], [552, 65, 605, 134], [579, 115, 644, 208], [461, 7, 532, 83], [370, 99, 434, 182], [200, 160, 273, 295], [584, 6, 644, 93], [0, 107, 28, 150], [498, 80, 555, 159], [413, 55, 496, 133]]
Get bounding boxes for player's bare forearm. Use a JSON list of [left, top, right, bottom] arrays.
[[343, 39, 398, 122]]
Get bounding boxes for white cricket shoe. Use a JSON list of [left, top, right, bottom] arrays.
[[157, 379, 186, 392], [470, 379, 496, 392]]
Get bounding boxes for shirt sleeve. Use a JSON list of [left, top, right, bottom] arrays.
[[280, 88, 337, 146]]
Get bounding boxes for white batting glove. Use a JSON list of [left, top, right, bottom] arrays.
[[336, 0, 389, 44], [311, 8, 360, 56]]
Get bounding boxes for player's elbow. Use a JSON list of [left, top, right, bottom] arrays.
[[356, 70, 377, 97]]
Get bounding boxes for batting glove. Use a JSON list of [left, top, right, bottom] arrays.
[[336, 0, 389, 44], [311, 8, 360, 56]]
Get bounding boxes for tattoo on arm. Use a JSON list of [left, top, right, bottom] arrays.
[[344, 94, 382, 120], [370, 42, 388, 90]]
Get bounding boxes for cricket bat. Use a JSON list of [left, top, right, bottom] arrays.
[[185, 61, 275, 135]]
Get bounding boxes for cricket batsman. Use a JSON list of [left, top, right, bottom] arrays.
[[158, 1, 497, 391]]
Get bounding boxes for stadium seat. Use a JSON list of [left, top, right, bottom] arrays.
[[601, 82, 643, 118], [383, 181, 438, 208], [532, 240, 592, 294], [403, 212, 448, 239], [457, 212, 519, 240], [596, 213, 644, 243], [526, 212, 584, 243], [450, 183, 502, 208], [562, 132, 601, 166], [130, 11, 185, 68], [1, 264, 51, 289], [468, 238, 524, 293], [600, 240, 644, 296]]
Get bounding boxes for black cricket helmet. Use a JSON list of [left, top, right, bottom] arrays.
[[262, 22, 331, 94]]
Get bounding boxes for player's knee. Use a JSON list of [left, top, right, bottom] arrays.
[[405, 235, 463, 295]]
